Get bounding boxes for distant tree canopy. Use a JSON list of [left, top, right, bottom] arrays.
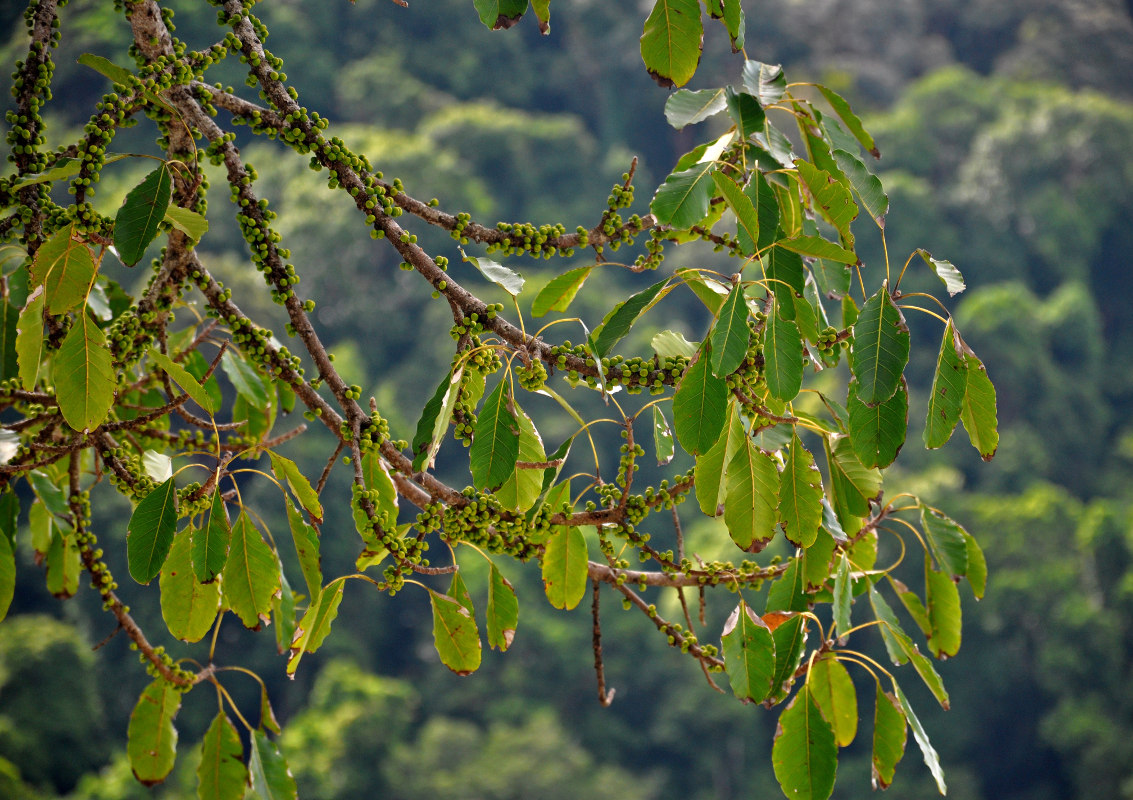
[[0, 1, 999, 798]]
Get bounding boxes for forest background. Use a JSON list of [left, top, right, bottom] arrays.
[[1, 0, 1132, 798]]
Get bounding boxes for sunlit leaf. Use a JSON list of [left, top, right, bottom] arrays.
[[795, 160, 858, 246], [672, 346, 727, 455], [56, 311, 115, 431], [664, 87, 727, 128], [815, 85, 879, 158], [833, 149, 887, 227], [222, 512, 280, 630], [30, 223, 96, 314], [960, 349, 998, 461], [531, 265, 593, 317], [497, 401, 545, 512], [285, 494, 321, 598], [472, 0, 526, 29], [892, 681, 946, 794], [460, 248, 524, 295], [127, 679, 180, 786], [709, 282, 750, 377], [470, 379, 520, 490], [248, 730, 297, 800], [0, 534, 13, 623], [650, 162, 716, 229], [287, 579, 346, 675], [772, 684, 838, 800], [694, 403, 743, 515], [925, 557, 962, 658], [742, 59, 785, 105], [777, 235, 857, 265], [114, 164, 172, 266], [412, 364, 464, 471], [768, 614, 808, 703], [832, 553, 852, 638], [197, 713, 246, 800], [924, 320, 967, 449], [851, 286, 909, 405], [147, 348, 218, 414], [268, 452, 323, 524], [127, 478, 179, 585], [542, 526, 588, 610], [917, 249, 965, 296], [163, 205, 208, 242], [920, 505, 969, 578], [651, 329, 698, 360], [429, 588, 481, 675], [45, 527, 80, 598], [871, 687, 907, 790], [160, 530, 220, 642], [487, 562, 519, 651], [639, 0, 703, 88], [962, 530, 987, 600], [724, 436, 780, 552], [142, 450, 172, 483], [809, 655, 857, 746], [721, 599, 776, 703]]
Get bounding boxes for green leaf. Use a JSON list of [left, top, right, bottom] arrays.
[[777, 235, 857, 264], [163, 205, 208, 242], [769, 614, 808, 703], [530, 0, 550, 32], [0, 299, 18, 381], [412, 365, 464, 471], [487, 562, 519, 651], [718, 0, 744, 50], [221, 349, 269, 410], [650, 162, 716, 229], [725, 86, 764, 139], [29, 499, 52, 557], [892, 682, 946, 794], [639, 0, 703, 88], [651, 329, 698, 360], [764, 302, 803, 402], [248, 730, 297, 800], [260, 685, 281, 735], [268, 452, 323, 523], [708, 282, 749, 377], [197, 713, 246, 800], [766, 558, 809, 613], [832, 553, 853, 638], [285, 495, 321, 600], [222, 512, 280, 630], [802, 528, 836, 589], [924, 321, 968, 449], [160, 530, 220, 642], [473, 0, 526, 29], [362, 449, 398, 522], [127, 477, 179, 585], [851, 286, 909, 405], [833, 149, 887, 227], [848, 378, 908, 469], [429, 588, 482, 675], [114, 165, 172, 266], [828, 435, 881, 517], [795, 160, 858, 246], [593, 277, 669, 357], [496, 401, 546, 512], [664, 87, 726, 128], [148, 348, 218, 414], [960, 350, 998, 461], [9, 156, 83, 191], [460, 248, 524, 295], [55, 311, 115, 431], [772, 684, 838, 800], [815, 85, 879, 158], [721, 599, 776, 703], [273, 569, 296, 658], [724, 436, 780, 552], [0, 534, 13, 623], [871, 688, 907, 790], [45, 527, 80, 598], [127, 679, 180, 786], [809, 655, 858, 746], [916, 249, 965, 296], [651, 405, 675, 466], [542, 526, 588, 610], [962, 530, 987, 599], [183, 350, 224, 412], [531, 265, 593, 317], [673, 346, 728, 456], [694, 404, 743, 515], [712, 171, 762, 261], [871, 584, 951, 709], [759, 241, 804, 319], [30, 223, 96, 314], [919, 506, 969, 578], [925, 557, 962, 658], [193, 489, 230, 583], [287, 579, 345, 674], [470, 379, 520, 490], [742, 60, 786, 105]]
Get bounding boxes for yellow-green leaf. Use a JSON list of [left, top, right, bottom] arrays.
[[924, 320, 968, 449], [429, 588, 482, 675], [127, 679, 181, 786], [721, 599, 776, 703], [30, 223, 96, 314], [531, 265, 593, 317], [148, 348, 218, 415], [487, 562, 519, 651], [871, 687, 907, 790], [197, 713, 246, 800], [55, 311, 115, 431], [542, 526, 588, 610], [287, 578, 346, 675], [268, 451, 323, 523], [772, 684, 838, 800], [809, 655, 857, 746], [925, 557, 962, 658], [160, 529, 220, 642], [222, 512, 280, 630], [639, 0, 703, 88]]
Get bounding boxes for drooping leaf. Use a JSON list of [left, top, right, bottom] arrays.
[[127, 478, 179, 585], [287, 579, 345, 674], [892, 682, 946, 794], [925, 557, 962, 658], [721, 599, 776, 703], [487, 562, 519, 651], [664, 87, 727, 128], [361, 449, 398, 522], [30, 223, 96, 314], [114, 164, 172, 266], [470, 379, 520, 490], [672, 346, 728, 455], [851, 286, 909, 405], [530, 0, 550, 32], [708, 0, 745, 50], [742, 59, 786, 105], [29, 499, 52, 557], [429, 588, 481, 675], [55, 311, 115, 431], [650, 162, 716, 230], [273, 569, 296, 657], [741, 171, 780, 254], [802, 528, 836, 589], [763, 302, 803, 402], [127, 679, 180, 786], [45, 527, 80, 598], [871, 584, 951, 709], [709, 282, 750, 377], [832, 553, 853, 639], [772, 684, 838, 800], [0, 534, 13, 623], [160, 529, 220, 642], [247, 730, 297, 800], [917, 249, 965, 296], [871, 688, 907, 790], [14, 284, 42, 387], [163, 205, 208, 242], [962, 530, 987, 599], [412, 364, 464, 471], [920, 505, 969, 578], [472, 0, 526, 29], [923, 320, 968, 449], [815, 85, 879, 158], [191, 489, 229, 584], [651, 329, 698, 360], [833, 149, 888, 227], [713, 172, 762, 262], [778, 235, 857, 265], [542, 526, 588, 610], [894, 577, 931, 638], [496, 401, 546, 512], [268, 452, 323, 524], [460, 248, 524, 295], [197, 713, 246, 800], [222, 512, 280, 630], [809, 655, 858, 746], [593, 277, 669, 357], [147, 348, 217, 414], [725, 86, 764, 138], [0, 300, 18, 381], [284, 494, 321, 600], [766, 558, 809, 613], [639, 0, 703, 88], [221, 349, 269, 410], [848, 378, 907, 469], [960, 350, 998, 461], [652, 405, 675, 466], [768, 614, 808, 703], [694, 403, 743, 515], [827, 435, 881, 520], [760, 241, 805, 319], [795, 160, 858, 246], [724, 436, 780, 552], [531, 265, 593, 317]]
